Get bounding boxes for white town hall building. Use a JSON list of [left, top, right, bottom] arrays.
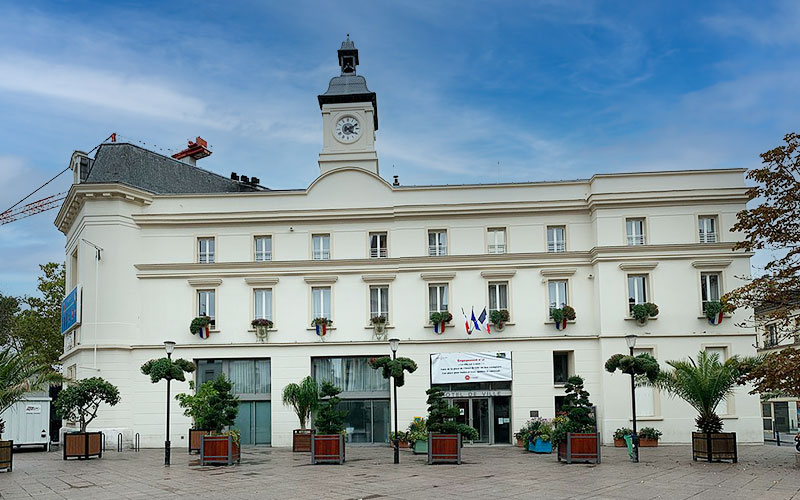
[[54, 37, 762, 448]]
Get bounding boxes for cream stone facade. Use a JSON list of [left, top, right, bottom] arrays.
[[55, 38, 762, 449]]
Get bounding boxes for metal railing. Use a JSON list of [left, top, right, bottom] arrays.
[[488, 244, 506, 254], [428, 245, 447, 256], [627, 235, 645, 245], [313, 250, 330, 260], [370, 247, 388, 258]]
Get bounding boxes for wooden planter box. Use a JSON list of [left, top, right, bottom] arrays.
[[0, 440, 12, 472], [428, 433, 461, 465], [293, 429, 313, 452], [640, 438, 659, 447], [614, 438, 626, 447], [692, 432, 737, 463], [63, 432, 102, 460], [557, 433, 601, 464], [200, 435, 240, 466], [312, 434, 345, 464], [189, 429, 211, 454], [389, 440, 410, 449]]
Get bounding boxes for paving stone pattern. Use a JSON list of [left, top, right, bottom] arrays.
[[1, 445, 799, 500]]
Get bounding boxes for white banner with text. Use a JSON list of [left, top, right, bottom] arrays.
[[430, 352, 512, 384]]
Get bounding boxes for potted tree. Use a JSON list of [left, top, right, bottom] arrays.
[[430, 312, 452, 334], [370, 315, 387, 339], [704, 300, 733, 326], [632, 302, 659, 325], [176, 375, 240, 466], [613, 427, 633, 447], [0, 347, 63, 471], [251, 318, 273, 342], [551, 305, 576, 331], [639, 427, 662, 447], [312, 317, 332, 338], [408, 417, 428, 455], [282, 376, 319, 452], [551, 376, 600, 464], [190, 315, 212, 339], [489, 309, 510, 331], [425, 387, 478, 464], [311, 381, 347, 464], [645, 351, 745, 462], [55, 377, 121, 460], [140, 356, 198, 452]]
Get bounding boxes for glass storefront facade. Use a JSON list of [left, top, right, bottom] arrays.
[[434, 381, 512, 445], [312, 356, 390, 444]]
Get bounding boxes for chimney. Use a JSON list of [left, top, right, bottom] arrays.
[[230, 172, 239, 181], [172, 136, 212, 166], [393, 175, 400, 186], [251, 177, 260, 185], [240, 175, 249, 183]]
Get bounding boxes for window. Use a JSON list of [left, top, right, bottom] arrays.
[[634, 348, 655, 417], [254, 289, 273, 322], [198, 237, 215, 263], [369, 232, 388, 258], [699, 216, 717, 243], [765, 324, 778, 347], [254, 236, 272, 261], [627, 275, 648, 314], [547, 226, 565, 253], [428, 284, 449, 314], [312, 287, 331, 319], [69, 248, 78, 289], [312, 357, 389, 393], [370, 285, 389, 321], [428, 230, 447, 256], [312, 234, 330, 260], [548, 280, 568, 317], [700, 272, 721, 311], [705, 347, 729, 414], [626, 218, 646, 245], [553, 351, 571, 384], [229, 359, 271, 395], [198, 289, 215, 328], [488, 282, 508, 312], [488, 228, 506, 254]]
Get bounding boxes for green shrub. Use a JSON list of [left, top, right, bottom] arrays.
[[425, 387, 478, 441], [613, 427, 633, 440], [314, 381, 347, 435], [54, 377, 120, 432], [632, 303, 659, 322], [175, 375, 239, 433], [639, 427, 662, 440]]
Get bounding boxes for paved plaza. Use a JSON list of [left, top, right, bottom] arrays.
[[1, 444, 799, 500]]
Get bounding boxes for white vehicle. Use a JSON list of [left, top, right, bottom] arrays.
[[0, 395, 51, 450]]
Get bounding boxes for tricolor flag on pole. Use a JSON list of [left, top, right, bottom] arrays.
[[470, 307, 481, 332], [461, 308, 473, 335], [478, 307, 491, 334]]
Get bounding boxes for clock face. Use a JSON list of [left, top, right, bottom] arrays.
[[335, 116, 361, 143]]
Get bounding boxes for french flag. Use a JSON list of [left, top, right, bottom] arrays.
[[461, 308, 472, 335], [709, 311, 723, 326], [434, 321, 446, 334], [199, 324, 211, 339], [478, 308, 491, 334], [315, 323, 327, 336], [471, 308, 481, 332]]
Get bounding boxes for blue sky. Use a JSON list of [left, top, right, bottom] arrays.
[[1, 0, 797, 296]]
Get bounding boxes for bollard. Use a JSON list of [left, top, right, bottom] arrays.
[[117, 433, 123, 452], [134, 433, 140, 452]]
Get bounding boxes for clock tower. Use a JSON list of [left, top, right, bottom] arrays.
[[317, 35, 379, 175]]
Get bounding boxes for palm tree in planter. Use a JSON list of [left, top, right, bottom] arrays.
[[311, 381, 347, 464], [54, 377, 120, 460], [0, 347, 63, 471], [644, 351, 746, 462], [551, 376, 600, 464], [282, 376, 319, 452], [551, 305, 576, 331], [425, 387, 478, 464], [140, 356, 197, 452], [175, 375, 240, 466]]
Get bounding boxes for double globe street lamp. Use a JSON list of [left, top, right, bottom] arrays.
[[389, 338, 400, 465], [625, 334, 640, 463]]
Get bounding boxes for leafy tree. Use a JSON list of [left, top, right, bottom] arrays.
[[551, 375, 596, 445], [0, 346, 63, 437], [314, 381, 347, 435], [140, 357, 195, 383], [281, 376, 319, 430], [368, 356, 418, 387], [738, 347, 800, 398], [605, 353, 660, 382], [54, 377, 120, 432], [175, 375, 239, 433], [2, 263, 65, 366], [724, 132, 800, 339], [645, 351, 746, 433], [424, 387, 479, 440]]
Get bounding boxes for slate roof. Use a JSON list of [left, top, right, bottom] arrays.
[[84, 142, 262, 195]]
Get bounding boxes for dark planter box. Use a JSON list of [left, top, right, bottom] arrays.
[[0, 440, 12, 472], [557, 433, 601, 464], [64, 432, 102, 460], [312, 434, 345, 464], [293, 429, 313, 452], [200, 435, 240, 466], [189, 429, 211, 454], [692, 432, 737, 463], [428, 433, 461, 465]]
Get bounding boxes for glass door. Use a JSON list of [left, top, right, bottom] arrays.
[[493, 396, 510, 444], [233, 401, 271, 445], [453, 399, 469, 428], [472, 398, 490, 443]]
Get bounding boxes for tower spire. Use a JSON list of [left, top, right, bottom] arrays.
[[338, 34, 359, 75]]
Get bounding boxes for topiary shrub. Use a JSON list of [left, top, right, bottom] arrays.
[[175, 375, 239, 433], [314, 381, 347, 435], [605, 352, 660, 382], [425, 387, 479, 441], [368, 356, 418, 387], [551, 375, 595, 445]]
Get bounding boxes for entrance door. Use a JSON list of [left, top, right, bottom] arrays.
[[774, 402, 790, 433], [453, 399, 469, 427], [493, 396, 510, 444], [233, 401, 271, 445], [471, 399, 490, 443]]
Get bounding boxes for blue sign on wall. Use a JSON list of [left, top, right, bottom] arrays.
[[61, 285, 82, 334]]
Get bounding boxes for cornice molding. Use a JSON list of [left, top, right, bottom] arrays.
[[244, 277, 280, 286], [480, 270, 517, 279], [692, 259, 733, 269], [303, 275, 338, 284], [420, 272, 456, 281], [187, 278, 222, 287], [361, 274, 397, 283], [539, 268, 577, 277], [55, 183, 154, 234], [618, 262, 659, 271]]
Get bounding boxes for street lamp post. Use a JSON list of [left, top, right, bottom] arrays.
[[164, 340, 176, 467], [389, 338, 400, 465], [625, 334, 639, 463]]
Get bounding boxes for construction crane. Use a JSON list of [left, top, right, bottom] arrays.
[[0, 192, 68, 226]]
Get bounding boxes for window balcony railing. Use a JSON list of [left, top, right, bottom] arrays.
[[313, 250, 330, 260], [488, 244, 506, 254], [370, 248, 388, 258], [548, 243, 565, 253], [627, 235, 645, 245], [700, 233, 718, 243], [199, 253, 215, 263], [255, 252, 272, 261], [428, 245, 447, 256]]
